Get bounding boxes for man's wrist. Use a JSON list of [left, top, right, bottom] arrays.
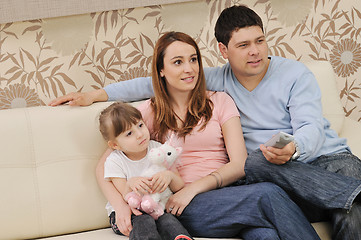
[[91, 89, 109, 102], [291, 141, 300, 160]]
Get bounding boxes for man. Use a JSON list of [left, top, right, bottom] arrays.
[[50, 5, 361, 239]]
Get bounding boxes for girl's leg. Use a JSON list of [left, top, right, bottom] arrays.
[[156, 213, 193, 240], [109, 211, 122, 235], [110, 212, 162, 240], [130, 214, 162, 240], [178, 183, 320, 240]]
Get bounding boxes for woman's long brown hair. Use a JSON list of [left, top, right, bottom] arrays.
[[151, 31, 213, 143]]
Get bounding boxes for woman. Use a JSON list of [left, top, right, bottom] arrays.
[[96, 32, 319, 240]]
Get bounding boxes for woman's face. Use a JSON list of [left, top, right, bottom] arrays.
[[160, 41, 199, 94]]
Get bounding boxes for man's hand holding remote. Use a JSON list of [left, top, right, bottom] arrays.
[[260, 132, 296, 165]]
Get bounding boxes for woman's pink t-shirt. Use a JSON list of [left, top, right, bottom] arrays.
[[138, 91, 240, 184]]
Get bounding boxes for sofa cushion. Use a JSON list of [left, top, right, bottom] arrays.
[[0, 103, 113, 239], [40, 223, 332, 240], [303, 61, 345, 134]]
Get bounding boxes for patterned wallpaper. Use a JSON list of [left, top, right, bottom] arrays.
[[0, 0, 360, 122]]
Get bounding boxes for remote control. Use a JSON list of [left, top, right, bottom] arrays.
[[264, 131, 294, 148]]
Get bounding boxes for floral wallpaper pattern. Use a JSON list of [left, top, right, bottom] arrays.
[[0, 0, 360, 122]]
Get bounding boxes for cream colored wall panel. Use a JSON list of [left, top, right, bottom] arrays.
[[0, 0, 196, 24]]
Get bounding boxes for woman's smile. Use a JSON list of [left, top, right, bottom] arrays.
[[181, 76, 195, 83]]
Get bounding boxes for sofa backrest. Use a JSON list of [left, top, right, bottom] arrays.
[[0, 102, 113, 239], [304, 61, 345, 134]]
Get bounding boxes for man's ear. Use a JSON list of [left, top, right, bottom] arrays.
[[108, 140, 119, 150], [218, 42, 228, 59]]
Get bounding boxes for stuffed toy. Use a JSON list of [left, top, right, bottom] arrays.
[[125, 140, 182, 220]]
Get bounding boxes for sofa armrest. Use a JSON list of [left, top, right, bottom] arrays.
[[339, 117, 361, 159]]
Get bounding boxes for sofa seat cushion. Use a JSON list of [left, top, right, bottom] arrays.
[[40, 228, 238, 240], [41, 222, 331, 240]]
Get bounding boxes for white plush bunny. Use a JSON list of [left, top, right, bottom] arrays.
[[125, 140, 182, 220]]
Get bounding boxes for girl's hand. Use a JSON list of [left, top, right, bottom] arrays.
[[151, 170, 172, 193], [165, 186, 197, 216], [127, 176, 152, 195]]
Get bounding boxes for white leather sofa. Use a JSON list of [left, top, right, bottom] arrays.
[[1, 61, 360, 240]]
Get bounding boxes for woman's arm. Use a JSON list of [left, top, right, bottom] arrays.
[[215, 116, 247, 181], [110, 178, 129, 197], [168, 170, 185, 193], [166, 116, 247, 216], [95, 148, 141, 236]]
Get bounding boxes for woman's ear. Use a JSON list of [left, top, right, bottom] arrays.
[[160, 70, 165, 77]]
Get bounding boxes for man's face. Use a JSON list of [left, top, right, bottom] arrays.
[[219, 26, 269, 84]]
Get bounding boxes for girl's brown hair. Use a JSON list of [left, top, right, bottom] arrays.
[[99, 102, 143, 141], [151, 31, 213, 142]]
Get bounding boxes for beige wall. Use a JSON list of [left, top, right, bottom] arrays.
[[0, 0, 360, 122], [0, 0, 196, 24]]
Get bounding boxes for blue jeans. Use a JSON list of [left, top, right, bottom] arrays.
[[177, 182, 320, 240], [245, 150, 361, 240]]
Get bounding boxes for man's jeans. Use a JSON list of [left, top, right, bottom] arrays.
[[178, 183, 320, 240], [245, 150, 361, 240]]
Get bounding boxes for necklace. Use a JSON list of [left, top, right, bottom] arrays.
[[173, 111, 185, 125]]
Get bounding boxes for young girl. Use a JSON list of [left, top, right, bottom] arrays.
[[98, 101, 193, 240]]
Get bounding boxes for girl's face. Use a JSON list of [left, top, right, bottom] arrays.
[[108, 120, 150, 160], [160, 41, 199, 95]]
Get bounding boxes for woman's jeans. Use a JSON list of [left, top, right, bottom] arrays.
[[178, 182, 320, 240], [110, 212, 193, 240], [245, 150, 361, 240]]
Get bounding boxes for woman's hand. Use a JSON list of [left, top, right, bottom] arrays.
[[151, 170, 172, 193], [114, 202, 141, 236], [165, 186, 197, 216], [127, 176, 152, 195]]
